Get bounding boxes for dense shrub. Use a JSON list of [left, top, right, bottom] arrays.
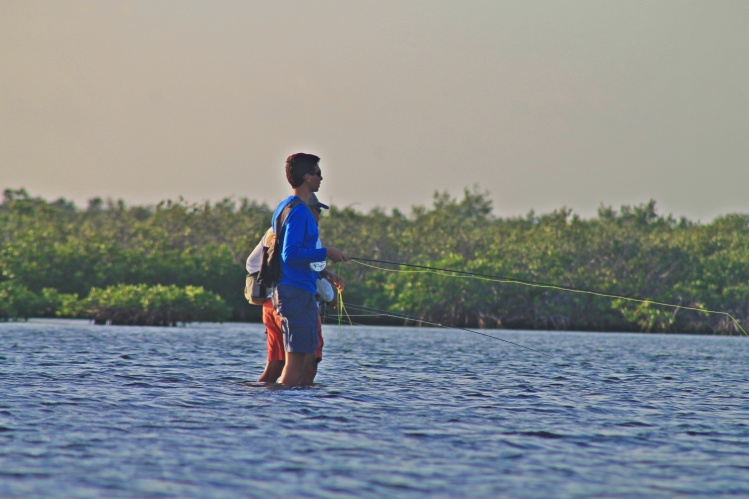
[[77, 284, 232, 326], [0, 281, 39, 320], [2, 187, 748, 333]]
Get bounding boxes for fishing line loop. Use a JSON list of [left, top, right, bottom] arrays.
[[339, 302, 550, 357], [348, 257, 749, 337], [325, 263, 548, 356]]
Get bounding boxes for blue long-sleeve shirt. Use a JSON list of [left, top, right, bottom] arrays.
[[272, 196, 327, 295]]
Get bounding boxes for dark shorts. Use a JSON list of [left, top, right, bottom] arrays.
[[275, 284, 318, 355]]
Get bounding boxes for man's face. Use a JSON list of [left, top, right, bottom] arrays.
[[307, 165, 323, 192]]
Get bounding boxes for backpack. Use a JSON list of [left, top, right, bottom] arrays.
[[244, 233, 270, 305], [244, 198, 303, 305]]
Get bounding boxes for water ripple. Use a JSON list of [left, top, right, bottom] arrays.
[[1, 322, 749, 497]]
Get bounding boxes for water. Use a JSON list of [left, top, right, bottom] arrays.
[[1, 320, 748, 498]]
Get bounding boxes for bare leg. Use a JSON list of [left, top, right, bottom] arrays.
[[301, 360, 318, 385], [278, 352, 314, 386], [257, 359, 285, 383], [299, 312, 323, 385]]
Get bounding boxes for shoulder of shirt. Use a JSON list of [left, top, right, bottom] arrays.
[[271, 196, 299, 232], [275, 195, 297, 211], [273, 196, 302, 217], [288, 201, 313, 218]]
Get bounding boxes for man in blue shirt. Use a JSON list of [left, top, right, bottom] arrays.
[[273, 153, 348, 386]]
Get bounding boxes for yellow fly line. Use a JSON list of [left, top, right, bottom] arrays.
[[349, 258, 749, 337]]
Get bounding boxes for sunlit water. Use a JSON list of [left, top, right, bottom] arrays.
[[1, 320, 748, 498]]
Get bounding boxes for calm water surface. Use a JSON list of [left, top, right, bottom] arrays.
[[1, 320, 748, 498]]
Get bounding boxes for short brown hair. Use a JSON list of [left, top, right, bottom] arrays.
[[285, 153, 320, 188]]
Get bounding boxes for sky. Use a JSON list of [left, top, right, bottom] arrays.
[[1, 1, 748, 222]]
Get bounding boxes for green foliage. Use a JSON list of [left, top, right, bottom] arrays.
[[0, 189, 267, 322], [39, 287, 81, 318], [2, 187, 749, 334], [78, 284, 231, 326], [0, 281, 39, 320]]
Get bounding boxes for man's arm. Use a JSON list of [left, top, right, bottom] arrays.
[[282, 206, 349, 264], [325, 247, 349, 263], [281, 207, 327, 264]]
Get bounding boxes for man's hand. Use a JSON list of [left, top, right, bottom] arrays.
[[322, 270, 345, 292], [326, 247, 349, 264]]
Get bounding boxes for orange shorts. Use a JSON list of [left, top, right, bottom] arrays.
[[262, 299, 285, 361], [262, 299, 324, 362]]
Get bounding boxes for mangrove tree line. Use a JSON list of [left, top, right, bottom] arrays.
[[1, 187, 748, 334]]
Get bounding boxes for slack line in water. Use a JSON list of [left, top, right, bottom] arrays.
[[348, 257, 749, 337], [332, 302, 551, 358]]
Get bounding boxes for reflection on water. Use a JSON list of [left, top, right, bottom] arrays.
[[1, 320, 749, 498]]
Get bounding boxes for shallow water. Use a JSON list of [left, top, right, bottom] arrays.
[[1, 320, 748, 498]]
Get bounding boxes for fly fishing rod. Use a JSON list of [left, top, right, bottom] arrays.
[[348, 257, 749, 337]]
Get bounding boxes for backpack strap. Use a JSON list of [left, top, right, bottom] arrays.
[[256, 198, 307, 290], [273, 198, 306, 243]]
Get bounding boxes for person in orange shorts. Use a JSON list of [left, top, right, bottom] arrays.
[[257, 298, 285, 382]]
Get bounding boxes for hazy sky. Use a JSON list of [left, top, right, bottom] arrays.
[[2, 1, 748, 221]]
